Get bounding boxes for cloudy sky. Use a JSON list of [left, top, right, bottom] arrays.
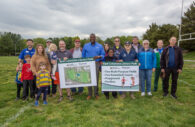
[[0, 0, 193, 40]]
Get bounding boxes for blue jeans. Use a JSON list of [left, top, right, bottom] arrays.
[[71, 87, 84, 93], [36, 87, 48, 101], [140, 69, 152, 92]]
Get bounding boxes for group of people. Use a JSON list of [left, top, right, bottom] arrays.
[[15, 33, 184, 106]]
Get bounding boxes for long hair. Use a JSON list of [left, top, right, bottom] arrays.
[[34, 44, 47, 58]]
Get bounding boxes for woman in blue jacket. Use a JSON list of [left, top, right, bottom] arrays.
[[118, 41, 138, 99], [138, 40, 156, 96]]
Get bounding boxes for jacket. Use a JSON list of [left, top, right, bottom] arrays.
[[138, 48, 156, 69], [154, 48, 163, 69], [113, 45, 124, 59], [21, 63, 34, 82], [160, 46, 183, 70]]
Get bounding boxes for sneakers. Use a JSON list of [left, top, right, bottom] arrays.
[[58, 96, 63, 102], [163, 93, 168, 97], [141, 92, 145, 96], [130, 93, 136, 99], [171, 94, 177, 99], [15, 97, 20, 101], [34, 101, 39, 106], [67, 96, 73, 101], [105, 96, 109, 100], [120, 93, 126, 99], [95, 95, 99, 100], [141, 92, 152, 96], [43, 101, 48, 105], [87, 96, 91, 100], [147, 92, 152, 96]]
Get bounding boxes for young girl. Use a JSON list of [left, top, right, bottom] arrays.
[[35, 62, 52, 106], [48, 43, 58, 80], [15, 61, 23, 100]]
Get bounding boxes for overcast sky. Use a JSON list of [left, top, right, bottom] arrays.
[[0, 0, 193, 40]]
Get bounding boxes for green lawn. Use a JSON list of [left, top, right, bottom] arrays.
[[0, 52, 195, 127]]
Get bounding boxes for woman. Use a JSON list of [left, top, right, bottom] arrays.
[[104, 42, 110, 57], [138, 40, 156, 96], [31, 44, 51, 96], [103, 48, 118, 99], [118, 41, 138, 99]]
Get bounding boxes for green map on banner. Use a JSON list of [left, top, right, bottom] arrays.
[[64, 66, 91, 85]]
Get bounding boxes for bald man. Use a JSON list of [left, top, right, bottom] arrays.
[[55, 40, 73, 102], [161, 37, 183, 99]]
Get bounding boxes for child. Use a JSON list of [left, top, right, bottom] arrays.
[[103, 48, 118, 99], [48, 43, 58, 80], [35, 62, 52, 106], [15, 61, 23, 100], [21, 55, 34, 100]]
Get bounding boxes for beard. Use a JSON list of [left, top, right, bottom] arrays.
[[28, 45, 33, 48]]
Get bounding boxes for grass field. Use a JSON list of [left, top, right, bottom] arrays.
[[0, 52, 195, 127]]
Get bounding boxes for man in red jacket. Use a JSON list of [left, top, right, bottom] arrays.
[[21, 55, 34, 100]]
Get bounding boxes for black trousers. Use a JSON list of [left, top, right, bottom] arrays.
[[47, 79, 57, 95], [16, 83, 23, 98], [33, 76, 38, 94], [104, 92, 117, 98], [23, 80, 34, 99], [163, 68, 179, 95]]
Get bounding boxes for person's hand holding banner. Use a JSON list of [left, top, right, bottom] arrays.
[[93, 56, 101, 60]]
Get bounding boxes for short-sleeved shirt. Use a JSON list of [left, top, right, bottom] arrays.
[[56, 50, 72, 72], [56, 50, 72, 60], [82, 42, 105, 62], [19, 48, 35, 63]]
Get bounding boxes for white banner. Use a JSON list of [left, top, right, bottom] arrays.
[[58, 58, 97, 88]]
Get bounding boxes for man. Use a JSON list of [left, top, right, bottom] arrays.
[[132, 36, 143, 91], [161, 37, 183, 99], [82, 33, 105, 100], [138, 40, 156, 96], [113, 37, 124, 59], [153, 40, 164, 91], [18, 39, 35, 63], [17, 39, 36, 98], [55, 40, 73, 101], [132, 36, 143, 53], [69, 39, 83, 95], [45, 39, 57, 97], [45, 39, 52, 54]]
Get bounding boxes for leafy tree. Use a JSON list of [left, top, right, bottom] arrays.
[[180, 2, 195, 51], [143, 23, 178, 48]]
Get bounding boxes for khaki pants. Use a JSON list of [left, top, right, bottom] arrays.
[[88, 62, 100, 96]]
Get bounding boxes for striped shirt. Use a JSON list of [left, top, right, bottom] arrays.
[[36, 70, 52, 87]]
